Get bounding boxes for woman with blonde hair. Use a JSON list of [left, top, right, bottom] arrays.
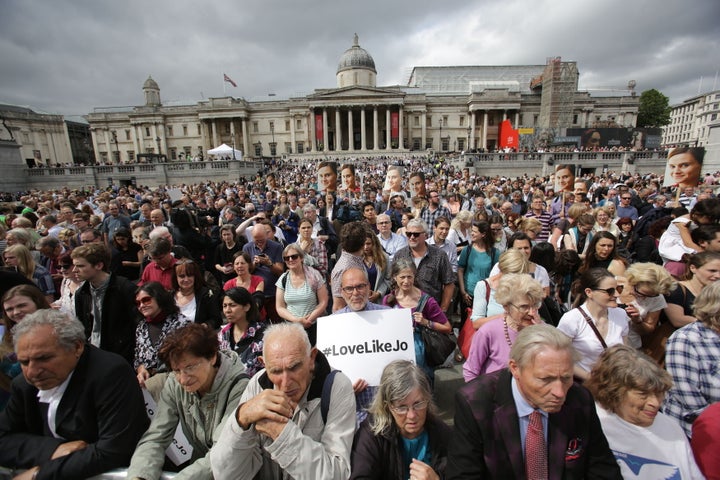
[[447, 210, 473, 254], [592, 206, 620, 236], [515, 217, 543, 244], [3, 244, 54, 302], [549, 203, 588, 250]]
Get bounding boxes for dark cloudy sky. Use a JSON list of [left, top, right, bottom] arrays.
[[1, 0, 719, 117]]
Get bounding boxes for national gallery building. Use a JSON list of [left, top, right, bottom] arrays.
[[86, 35, 639, 163]]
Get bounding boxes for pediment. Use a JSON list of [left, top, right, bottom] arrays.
[[307, 86, 404, 100]]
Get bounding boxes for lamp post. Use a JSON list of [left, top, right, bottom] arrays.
[[439, 121, 443, 152], [270, 122, 275, 158]]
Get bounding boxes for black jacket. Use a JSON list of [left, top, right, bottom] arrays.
[[0, 345, 149, 479], [350, 413, 451, 479], [74, 273, 138, 365]]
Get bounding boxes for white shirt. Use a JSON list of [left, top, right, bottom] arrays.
[[37, 371, 74, 439]]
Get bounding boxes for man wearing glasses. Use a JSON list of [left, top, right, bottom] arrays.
[[394, 219, 455, 316], [376, 214, 407, 263], [72, 243, 138, 365], [616, 193, 639, 222], [420, 190, 451, 235]]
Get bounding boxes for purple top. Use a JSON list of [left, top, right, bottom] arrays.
[[462, 316, 517, 382], [381, 291, 448, 326]]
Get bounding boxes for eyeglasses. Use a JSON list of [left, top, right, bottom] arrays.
[[509, 302, 542, 314], [377, 221, 390, 225], [59, 264, 73, 270], [632, 287, 652, 299], [389, 400, 429, 415], [593, 286, 623, 296], [341, 283, 368, 294], [406, 231, 424, 238], [135, 296, 154, 307], [491, 227, 503, 232], [621, 197, 631, 200], [172, 361, 202, 377], [283, 254, 300, 262]]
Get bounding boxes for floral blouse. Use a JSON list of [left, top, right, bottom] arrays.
[[133, 312, 191, 371], [218, 321, 265, 377]]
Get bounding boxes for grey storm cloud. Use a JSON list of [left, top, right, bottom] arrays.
[[1, 0, 719, 116]]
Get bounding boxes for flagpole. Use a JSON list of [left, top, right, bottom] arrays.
[[223, 71, 226, 96]]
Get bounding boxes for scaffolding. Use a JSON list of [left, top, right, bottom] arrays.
[[536, 57, 578, 130]]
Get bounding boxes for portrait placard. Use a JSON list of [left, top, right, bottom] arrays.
[[142, 388, 194, 466], [317, 308, 415, 386], [663, 147, 704, 188]]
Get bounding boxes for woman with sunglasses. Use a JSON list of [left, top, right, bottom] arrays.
[[134, 282, 191, 400], [53, 252, 82, 316], [127, 323, 249, 480], [557, 268, 630, 382], [275, 244, 327, 346]]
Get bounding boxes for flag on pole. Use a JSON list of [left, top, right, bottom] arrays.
[[223, 73, 237, 87]]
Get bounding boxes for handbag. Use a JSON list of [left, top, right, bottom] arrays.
[[417, 294, 455, 367], [457, 280, 491, 359]]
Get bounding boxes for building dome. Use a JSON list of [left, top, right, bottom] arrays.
[[337, 34, 376, 74], [143, 76, 160, 90]]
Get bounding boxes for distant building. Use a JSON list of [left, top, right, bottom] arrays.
[[662, 89, 720, 148], [85, 36, 640, 162], [0, 104, 92, 167]]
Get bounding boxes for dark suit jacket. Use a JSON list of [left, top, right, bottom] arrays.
[[74, 273, 138, 365], [0, 345, 149, 479], [446, 369, 621, 480]]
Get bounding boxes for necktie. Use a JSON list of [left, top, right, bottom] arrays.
[[525, 410, 548, 480]]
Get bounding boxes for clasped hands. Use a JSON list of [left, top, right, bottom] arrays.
[[237, 390, 297, 440]]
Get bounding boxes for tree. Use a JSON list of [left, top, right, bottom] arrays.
[[637, 89, 671, 127]]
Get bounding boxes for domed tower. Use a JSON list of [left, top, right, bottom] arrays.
[[143, 75, 161, 106], [336, 34, 377, 88]]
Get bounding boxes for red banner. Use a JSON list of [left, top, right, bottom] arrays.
[[498, 119, 519, 149], [391, 111, 399, 139], [315, 114, 323, 142]]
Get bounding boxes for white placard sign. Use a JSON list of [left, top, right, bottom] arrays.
[[316, 308, 415, 386], [142, 388, 194, 466], [166, 188, 183, 203]]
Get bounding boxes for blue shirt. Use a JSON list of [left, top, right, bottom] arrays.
[[511, 376, 549, 458], [242, 239, 284, 297]]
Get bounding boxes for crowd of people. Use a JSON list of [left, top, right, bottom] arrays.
[[0, 154, 718, 479]]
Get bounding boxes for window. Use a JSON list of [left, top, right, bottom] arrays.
[[712, 114, 718, 121], [254, 143, 262, 156], [414, 116, 420, 127], [182, 125, 188, 136], [442, 116, 448, 127], [145, 127, 151, 137], [427, 116, 432, 127], [459, 116, 465, 127], [458, 138, 465, 151], [573, 114, 578, 124], [425, 138, 433, 149], [100, 152, 108, 162], [269, 121, 274, 132], [253, 122, 259, 133], [112, 150, 120, 163], [184, 146, 191, 156], [533, 115, 539, 126], [23, 132, 30, 143], [270, 143, 277, 156], [127, 150, 135, 162], [296, 119, 302, 130], [125, 129, 131, 140], [285, 120, 290, 131], [285, 142, 292, 153], [197, 124, 201, 135], [167, 125, 174, 137], [296, 142, 304, 153], [170, 147, 177, 160], [441, 138, 449, 151], [412, 138, 421, 150]]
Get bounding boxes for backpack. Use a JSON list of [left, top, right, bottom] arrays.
[[321, 370, 339, 423]]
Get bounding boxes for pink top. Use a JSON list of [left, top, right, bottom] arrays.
[[223, 275, 263, 293], [462, 316, 517, 382]]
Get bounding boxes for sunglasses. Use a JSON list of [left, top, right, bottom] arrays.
[[406, 231, 424, 238], [283, 254, 300, 262], [59, 264, 73, 270], [593, 285, 623, 296], [135, 296, 154, 307]]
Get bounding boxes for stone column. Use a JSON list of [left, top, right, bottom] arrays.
[[241, 119, 249, 156], [514, 111, 520, 127], [310, 109, 316, 152], [290, 116, 296, 153], [91, 131, 100, 163], [373, 107, 379, 151], [103, 130, 112, 163], [131, 126, 140, 155], [503, 110, 507, 121], [347, 109, 354, 152], [230, 120, 236, 148], [160, 125, 168, 159], [136, 126, 144, 152], [399, 106, 404, 149], [322, 108, 329, 152], [335, 109, 341, 151], [360, 108, 367, 150], [211, 121, 218, 148], [482, 111, 488, 150], [470, 111, 476, 150], [386, 108, 391, 150], [421, 111, 427, 150]]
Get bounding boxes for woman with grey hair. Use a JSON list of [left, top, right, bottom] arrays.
[[350, 360, 451, 480], [663, 280, 720, 438], [275, 243, 327, 345], [586, 345, 702, 478], [463, 273, 544, 382]]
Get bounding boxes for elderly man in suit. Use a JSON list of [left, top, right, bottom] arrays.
[[0, 309, 148, 480], [447, 324, 621, 480]]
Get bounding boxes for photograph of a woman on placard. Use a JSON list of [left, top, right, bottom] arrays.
[[554, 164, 575, 193], [340, 163, 361, 193], [317, 161, 338, 193], [664, 147, 704, 189], [409, 171, 427, 199]]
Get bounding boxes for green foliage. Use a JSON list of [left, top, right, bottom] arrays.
[[637, 89, 671, 127]]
